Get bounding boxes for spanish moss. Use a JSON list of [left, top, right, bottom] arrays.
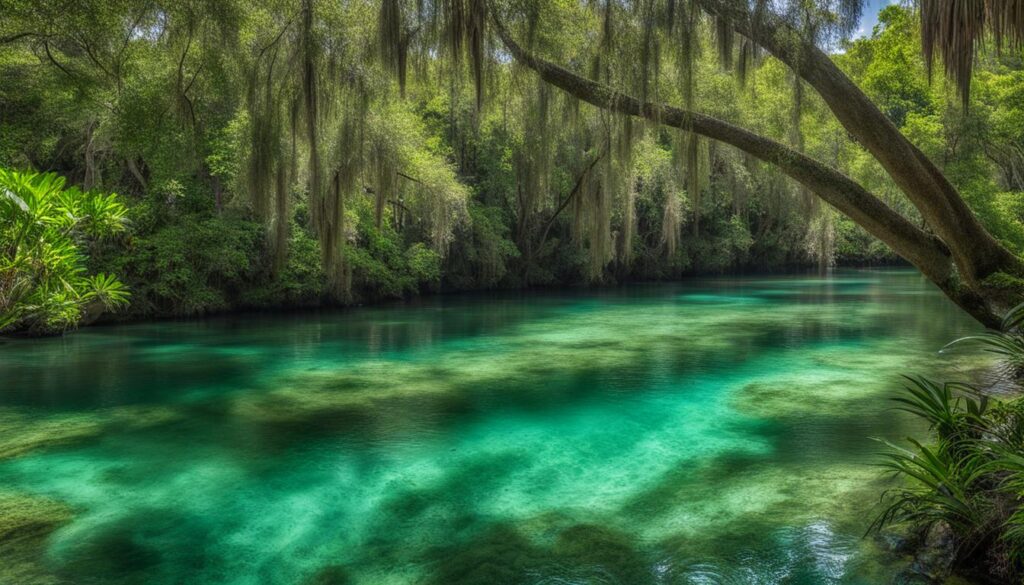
[[921, 0, 1024, 107]]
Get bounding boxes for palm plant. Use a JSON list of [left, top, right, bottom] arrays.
[[873, 377, 993, 537], [891, 376, 988, 442], [874, 309, 1024, 580], [872, 437, 990, 537], [943, 302, 1024, 376], [0, 168, 130, 334]]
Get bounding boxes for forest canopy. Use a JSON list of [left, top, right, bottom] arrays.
[[2, 0, 1024, 332]]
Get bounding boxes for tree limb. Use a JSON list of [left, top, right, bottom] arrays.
[[397, 171, 424, 185], [488, 10, 954, 286], [42, 41, 76, 81], [538, 146, 606, 251], [0, 31, 39, 44], [694, 0, 1020, 282]]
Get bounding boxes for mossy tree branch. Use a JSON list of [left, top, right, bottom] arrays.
[[694, 0, 1022, 287], [488, 6, 1005, 325]]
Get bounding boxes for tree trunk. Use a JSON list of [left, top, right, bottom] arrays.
[[696, 0, 1023, 287], [126, 157, 147, 191], [83, 121, 98, 190], [489, 9, 1013, 326]]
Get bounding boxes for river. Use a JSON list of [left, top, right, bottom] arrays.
[[0, 269, 983, 584]]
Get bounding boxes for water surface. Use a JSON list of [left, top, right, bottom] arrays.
[[0, 270, 983, 584]]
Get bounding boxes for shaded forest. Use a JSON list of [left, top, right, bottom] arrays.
[[2, 1, 1023, 331]]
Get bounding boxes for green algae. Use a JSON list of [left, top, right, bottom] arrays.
[[304, 566, 353, 585], [982, 271, 1024, 293], [227, 292, 920, 429], [0, 411, 105, 461], [0, 406, 181, 462], [0, 491, 74, 585]]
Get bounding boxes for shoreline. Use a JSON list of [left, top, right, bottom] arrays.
[[3, 262, 913, 340]]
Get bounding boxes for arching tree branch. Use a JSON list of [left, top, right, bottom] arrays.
[[490, 13, 952, 282], [694, 0, 1021, 284], [489, 8, 1008, 325]]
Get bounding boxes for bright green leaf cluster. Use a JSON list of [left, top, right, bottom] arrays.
[[0, 168, 129, 334]]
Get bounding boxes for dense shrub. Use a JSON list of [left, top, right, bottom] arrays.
[[103, 212, 264, 316], [0, 169, 129, 334]]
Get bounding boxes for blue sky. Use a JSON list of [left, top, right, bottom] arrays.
[[854, 0, 903, 38]]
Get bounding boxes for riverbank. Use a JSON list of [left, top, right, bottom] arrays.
[[10, 262, 910, 339]]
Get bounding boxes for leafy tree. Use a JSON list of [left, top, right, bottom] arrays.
[[3, 0, 1024, 329]]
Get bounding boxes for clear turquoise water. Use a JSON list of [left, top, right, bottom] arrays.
[[0, 269, 983, 584]]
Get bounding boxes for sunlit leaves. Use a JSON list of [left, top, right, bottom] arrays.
[[0, 168, 129, 334]]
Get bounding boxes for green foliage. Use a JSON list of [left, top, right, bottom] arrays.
[[892, 378, 976, 439], [874, 304, 1024, 580], [983, 271, 1024, 296], [856, 6, 933, 127], [446, 202, 519, 289], [873, 435, 990, 535], [98, 203, 332, 316], [108, 211, 263, 315], [839, 4, 1024, 258], [346, 197, 444, 300], [687, 213, 755, 272], [2, 0, 1024, 331], [405, 244, 441, 284], [944, 301, 1024, 376], [238, 225, 326, 308], [0, 168, 129, 334]]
